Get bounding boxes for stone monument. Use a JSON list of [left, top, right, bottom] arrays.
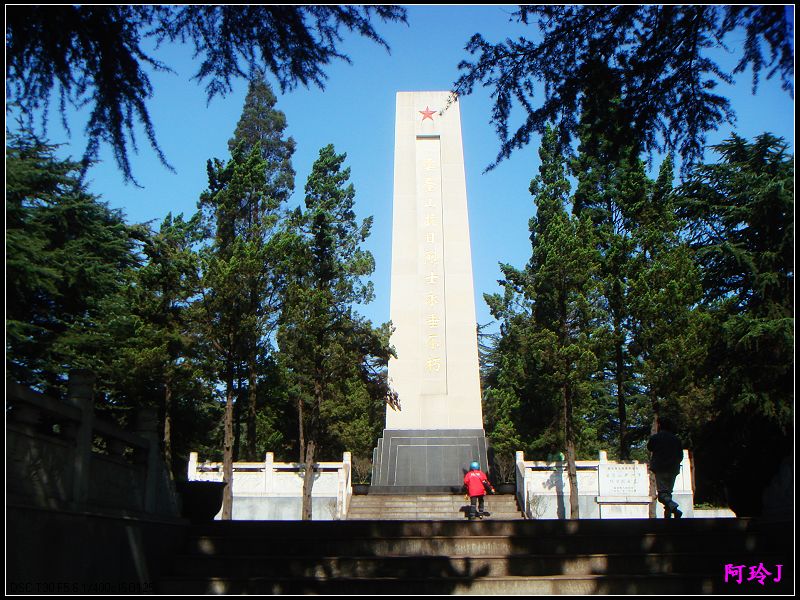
[[371, 91, 488, 492]]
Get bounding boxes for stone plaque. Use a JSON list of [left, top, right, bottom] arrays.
[[598, 463, 649, 496]]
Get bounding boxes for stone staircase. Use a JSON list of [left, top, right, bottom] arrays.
[[346, 492, 524, 520], [157, 517, 793, 594]]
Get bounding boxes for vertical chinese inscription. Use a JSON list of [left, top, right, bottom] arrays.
[[416, 136, 447, 395]]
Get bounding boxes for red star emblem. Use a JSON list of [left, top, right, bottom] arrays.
[[419, 106, 436, 122]]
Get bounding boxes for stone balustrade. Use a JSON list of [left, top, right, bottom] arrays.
[[7, 372, 184, 592], [515, 450, 694, 519], [187, 451, 353, 520], [6, 370, 177, 517]]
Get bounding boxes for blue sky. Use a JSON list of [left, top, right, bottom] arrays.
[[20, 5, 795, 335]]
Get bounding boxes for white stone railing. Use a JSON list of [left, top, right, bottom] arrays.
[[516, 450, 694, 519], [187, 451, 352, 520]]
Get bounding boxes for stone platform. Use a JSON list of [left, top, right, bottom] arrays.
[[371, 429, 488, 492]]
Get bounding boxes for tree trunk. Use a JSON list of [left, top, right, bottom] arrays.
[[564, 383, 580, 519], [615, 321, 628, 460], [648, 397, 660, 518], [297, 391, 312, 519], [163, 370, 174, 479], [301, 440, 316, 520], [301, 378, 325, 521], [222, 362, 235, 520], [247, 348, 258, 460], [558, 294, 580, 518], [298, 395, 305, 463]]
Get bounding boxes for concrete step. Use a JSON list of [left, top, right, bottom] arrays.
[[349, 493, 519, 503], [169, 551, 789, 579], [157, 572, 789, 595], [183, 517, 787, 540], [183, 531, 785, 557], [344, 506, 519, 512], [347, 493, 524, 520], [345, 512, 525, 518], [158, 519, 792, 595], [346, 514, 525, 520]]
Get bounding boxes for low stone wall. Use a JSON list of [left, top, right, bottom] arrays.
[[6, 374, 179, 518], [5, 372, 184, 593], [6, 504, 186, 594], [516, 450, 695, 519], [187, 451, 352, 520]]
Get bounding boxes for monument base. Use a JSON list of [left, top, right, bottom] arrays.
[[371, 429, 488, 494]]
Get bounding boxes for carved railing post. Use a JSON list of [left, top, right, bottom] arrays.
[[66, 369, 96, 510], [133, 407, 159, 512], [515, 451, 526, 517], [264, 453, 274, 494], [339, 452, 352, 519], [187, 452, 199, 481]]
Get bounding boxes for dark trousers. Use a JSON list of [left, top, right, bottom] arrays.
[[654, 470, 680, 514], [469, 495, 485, 517]]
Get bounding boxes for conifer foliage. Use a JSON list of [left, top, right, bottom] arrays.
[[454, 5, 793, 172], [6, 5, 407, 183], [278, 145, 394, 519], [195, 124, 293, 517], [673, 134, 793, 514], [6, 133, 144, 396], [485, 127, 605, 517]]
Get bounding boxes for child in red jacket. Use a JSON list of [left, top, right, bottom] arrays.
[[464, 462, 495, 519]]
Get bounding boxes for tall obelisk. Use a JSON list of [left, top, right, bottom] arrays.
[[372, 91, 488, 492]]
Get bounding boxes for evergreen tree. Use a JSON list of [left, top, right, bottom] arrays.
[[528, 128, 605, 517], [482, 288, 539, 461], [569, 66, 644, 460], [228, 72, 297, 177], [79, 207, 235, 477], [675, 133, 793, 514], [484, 127, 605, 517], [193, 77, 295, 515], [278, 144, 394, 519], [7, 132, 221, 475], [196, 141, 286, 518], [112, 212, 206, 476], [226, 74, 296, 461], [7, 133, 71, 390], [627, 156, 704, 437], [6, 132, 144, 396]]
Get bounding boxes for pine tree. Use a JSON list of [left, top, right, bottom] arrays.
[[675, 133, 793, 514], [484, 127, 605, 517], [569, 65, 643, 460], [196, 140, 287, 518], [627, 155, 704, 437], [529, 128, 605, 517], [6, 132, 143, 396], [278, 144, 393, 519], [226, 74, 296, 461], [125, 213, 204, 475], [193, 78, 296, 516]]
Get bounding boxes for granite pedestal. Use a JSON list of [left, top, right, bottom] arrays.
[[371, 429, 488, 494]]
